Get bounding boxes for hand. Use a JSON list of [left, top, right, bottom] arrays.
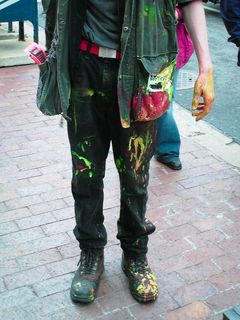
[[192, 69, 215, 121]]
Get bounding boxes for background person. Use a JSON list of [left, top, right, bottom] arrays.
[[220, 0, 240, 66], [155, 5, 194, 170]]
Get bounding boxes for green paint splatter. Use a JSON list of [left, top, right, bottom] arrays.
[[72, 150, 93, 178], [96, 91, 106, 97], [87, 89, 94, 96], [144, 5, 157, 23], [115, 156, 127, 173], [77, 136, 95, 153]]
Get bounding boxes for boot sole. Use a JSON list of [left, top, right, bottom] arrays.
[[121, 263, 158, 303], [70, 290, 95, 303]]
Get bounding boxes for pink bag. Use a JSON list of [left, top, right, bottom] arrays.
[[176, 20, 194, 69]]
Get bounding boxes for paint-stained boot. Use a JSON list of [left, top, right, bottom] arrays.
[[122, 253, 158, 303], [70, 249, 104, 303]]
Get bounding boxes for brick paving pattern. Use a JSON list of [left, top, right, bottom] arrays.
[[0, 65, 240, 319]]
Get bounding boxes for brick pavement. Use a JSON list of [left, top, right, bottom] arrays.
[[0, 65, 240, 320]]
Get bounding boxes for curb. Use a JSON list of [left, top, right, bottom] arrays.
[[174, 102, 240, 169], [0, 22, 45, 67]]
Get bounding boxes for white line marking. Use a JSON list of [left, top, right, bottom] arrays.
[[0, 0, 20, 11]]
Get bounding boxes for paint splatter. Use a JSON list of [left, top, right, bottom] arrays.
[[133, 239, 140, 246], [115, 156, 127, 173], [89, 288, 95, 302], [87, 89, 94, 96], [77, 136, 95, 153], [96, 91, 106, 97], [128, 131, 152, 172], [128, 262, 158, 302], [192, 69, 214, 122], [144, 5, 157, 23], [72, 150, 93, 178], [134, 272, 158, 301]]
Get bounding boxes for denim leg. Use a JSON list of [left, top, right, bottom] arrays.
[[155, 69, 181, 161], [67, 49, 156, 256], [67, 51, 113, 250], [111, 115, 156, 257]]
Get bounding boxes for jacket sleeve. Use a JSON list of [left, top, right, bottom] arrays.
[[42, 0, 57, 51], [220, 0, 240, 47]]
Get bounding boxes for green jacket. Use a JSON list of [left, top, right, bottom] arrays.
[[41, 0, 192, 127]]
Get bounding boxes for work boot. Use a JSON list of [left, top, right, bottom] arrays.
[[122, 253, 158, 303], [70, 248, 104, 303], [155, 155, 182, 170]]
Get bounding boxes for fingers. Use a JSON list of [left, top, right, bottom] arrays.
[[191, 74, 215, 121], [191, 99, 212, 121], [196, 102, 205, 111], [191, 100, 204, 114], [192, 80, 202, 110], [192, 90, 201, 110]]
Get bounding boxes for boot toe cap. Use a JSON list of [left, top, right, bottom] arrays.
[[71, 279, 96, 303]]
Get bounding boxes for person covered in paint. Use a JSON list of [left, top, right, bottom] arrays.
[[155, 5, 194, 170], [220, 0, 240, 66], [41, 0, 214, 304]]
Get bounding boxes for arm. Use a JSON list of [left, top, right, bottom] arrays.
[[182, 0, 215, 121]]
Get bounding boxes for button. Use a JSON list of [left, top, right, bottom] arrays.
[[123, 26, 129, 32]]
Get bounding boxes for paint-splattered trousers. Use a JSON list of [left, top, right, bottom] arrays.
[[67, 50, 156, 257]]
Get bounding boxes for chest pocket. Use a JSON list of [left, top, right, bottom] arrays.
[[136, 0, 177, 60]]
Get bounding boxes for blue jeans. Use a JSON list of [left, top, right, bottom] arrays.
[[155, 69, 180, 161]]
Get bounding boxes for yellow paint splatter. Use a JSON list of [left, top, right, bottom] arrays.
[[89, 288, 95, 301], [128, 132, 152, 172]]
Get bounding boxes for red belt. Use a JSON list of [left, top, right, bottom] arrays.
[[79, 38, 121, 60]]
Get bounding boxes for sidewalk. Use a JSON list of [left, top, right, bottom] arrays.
[[0, 21, 45, 67], [0, 64, 240, 320], [0, 23, 35, 67]]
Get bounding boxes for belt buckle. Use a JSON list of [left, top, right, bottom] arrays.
[[98, 46, 117, 59]]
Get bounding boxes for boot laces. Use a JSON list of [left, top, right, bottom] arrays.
[[131, 257, 148, 274], [78, 249, 100, 275]]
